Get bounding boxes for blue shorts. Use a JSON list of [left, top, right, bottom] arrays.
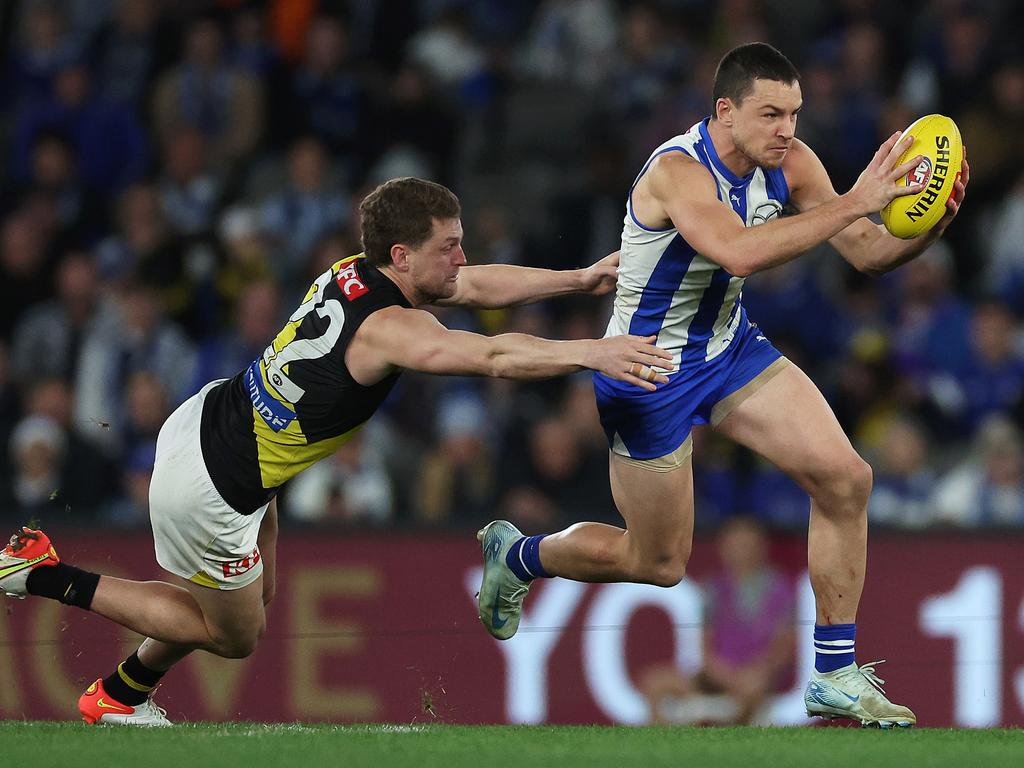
[[594, 317, 784, 460]]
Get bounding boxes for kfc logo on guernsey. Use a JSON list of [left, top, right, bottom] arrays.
[[221, 546, 261, 578], [336, 260, 368, 300]]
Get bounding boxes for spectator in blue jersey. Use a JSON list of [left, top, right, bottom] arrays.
[[89, 0, 170, 109], [691, 429, 743, 530], [888, 243, 972, 383], [867, 415, 937, 529], [192, 279, 281, 390], [103, 442, 157, 527], [406, 7, 494, 110], [933, 415, 1024, 527], [983, 174, 1024, 313], [745, 461, 812, 530], [286, 14, 366, 179], [4, 2, 84, 108], [120, 371, 169, 466], [156, 128, 224, 237], [952, 300, 1024, 433], [74, 280, 196, 455], [152, 16, 263, 171], [601, 3, 691, 125], [738, 257, 842, 370], [259, 136, 351, 290], [25, 130, 111, 248], [9, 251, 114, 389], [11, 64, 148, 196], [228, 5, 282, 82], [515, 0, 617, 89], [285, 429, 395, 526]]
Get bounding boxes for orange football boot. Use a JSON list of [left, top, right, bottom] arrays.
[[0, 527, 59, 598], [79, 678, 171, 727]]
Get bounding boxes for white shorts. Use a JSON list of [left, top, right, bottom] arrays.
[[150, 380, 268, 591]]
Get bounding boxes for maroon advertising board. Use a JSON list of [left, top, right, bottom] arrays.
[[1, 532, 1021, 727]]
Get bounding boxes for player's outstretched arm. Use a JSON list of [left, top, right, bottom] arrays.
[[350, 306, 673, 390], [647, 132, 925, 277], [788, 141, 970, 276], [436, 252, 620, 309]]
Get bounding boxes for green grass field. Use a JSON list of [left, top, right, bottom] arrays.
[[3, 723, 1023, 768]]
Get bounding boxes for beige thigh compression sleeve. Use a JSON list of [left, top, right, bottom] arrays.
[[612, 433, 693, 473], [710, 357, 791, 427]]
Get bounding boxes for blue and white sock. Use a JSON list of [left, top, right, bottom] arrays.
[[505, 535, 551, 582], [814, 623, 856, 673]]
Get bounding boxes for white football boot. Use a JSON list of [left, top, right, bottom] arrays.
[[805, 660, 916, 728], [476, 520, 532, 640]]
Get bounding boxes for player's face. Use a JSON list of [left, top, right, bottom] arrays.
[[729, 78, 802, 169], [407, 217, 466, 300]]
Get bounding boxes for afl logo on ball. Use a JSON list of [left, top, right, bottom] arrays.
[[907, 157, 932, 188]]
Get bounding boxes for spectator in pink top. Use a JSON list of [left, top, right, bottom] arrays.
[[640, 516, 796, 724]]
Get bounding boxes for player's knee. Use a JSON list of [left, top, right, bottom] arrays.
[[640, 553, 689, 587], [211, 621, 265, 659], [834, 454, 872, 507], [219, 632, 262, 659], [808, 453, 873, 513], [850, 455, 873, 499], [648, 561, 687, 588]]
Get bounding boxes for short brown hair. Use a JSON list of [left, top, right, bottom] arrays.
[[712, 42, 800, 111], [359, 177, 461, 266]]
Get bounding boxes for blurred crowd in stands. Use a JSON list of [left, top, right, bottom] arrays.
[[1, 0, 1023, 532]]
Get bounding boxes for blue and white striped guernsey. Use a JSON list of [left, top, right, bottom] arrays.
[[605, 118, 790, 367]]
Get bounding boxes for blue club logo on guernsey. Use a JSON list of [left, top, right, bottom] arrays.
[[246, 361, 296, 432]]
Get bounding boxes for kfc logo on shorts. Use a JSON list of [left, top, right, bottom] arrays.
[[336, 261, 369, 300], [907, 157, 932, 188], [221, 547, 261, 578]]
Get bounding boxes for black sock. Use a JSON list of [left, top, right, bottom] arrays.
[[102, 651, 166, 706], [25, 563, 100, 610]]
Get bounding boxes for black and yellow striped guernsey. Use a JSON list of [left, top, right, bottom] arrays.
[[200, 254, 411, 513]]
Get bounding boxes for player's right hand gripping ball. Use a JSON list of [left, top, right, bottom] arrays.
[[881, 114, 963, 239]]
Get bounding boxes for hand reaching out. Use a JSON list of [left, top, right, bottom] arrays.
[[584, 334, 674, 392], [579, 251, 620, 296]]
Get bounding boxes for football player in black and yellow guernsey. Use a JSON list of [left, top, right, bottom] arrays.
[[0, 177, 675, 725]]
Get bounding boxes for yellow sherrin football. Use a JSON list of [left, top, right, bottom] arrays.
[[880, 114, 963, 239]]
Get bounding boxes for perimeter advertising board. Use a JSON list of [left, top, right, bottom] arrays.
[[0, 532, 1020, 727]]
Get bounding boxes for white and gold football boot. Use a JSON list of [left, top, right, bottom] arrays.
[[805, 660, 916, 728]]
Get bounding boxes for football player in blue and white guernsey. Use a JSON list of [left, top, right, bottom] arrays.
[[477, 42, 969, 728]]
